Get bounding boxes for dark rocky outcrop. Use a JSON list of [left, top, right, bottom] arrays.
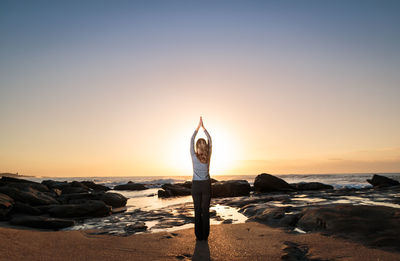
[[1, 177, 49, 192], [247, 206, 300, 228], [12, 201, 42, 215], [253, 173, 294, 193], [0, 177, 129, 230], [113, 181, 147, 191], [175, 181, 193, 189], [211, 180, 251, 198], [100, 192, 127, 208], [57, 192, 103, 204], [367, 174, 400, 188], [47, 200, 111, 218], [10, 215, 75, 229], [0, 186, 59, 206], [158, 184, 191, 198], [0, 193, 14, 220], [291, 182, 333, 191], [61, 186, 89, 194], [81, 181, 110, 191], [297, 204, 400, 251], [41, 180, 70, 190]]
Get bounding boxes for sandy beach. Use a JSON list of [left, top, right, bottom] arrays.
[[1, 221, 399, 261]]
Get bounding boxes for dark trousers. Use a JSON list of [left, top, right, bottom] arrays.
[[191, 179, 211, 240]]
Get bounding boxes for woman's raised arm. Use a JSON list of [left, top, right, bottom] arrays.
[[190, 117, 202, 156]]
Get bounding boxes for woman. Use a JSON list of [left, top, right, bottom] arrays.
[[190, 116, 212, 241]]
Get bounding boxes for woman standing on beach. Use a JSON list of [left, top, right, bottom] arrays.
[[190, 116, 212, 241]]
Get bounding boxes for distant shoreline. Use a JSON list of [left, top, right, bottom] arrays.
[[0, 172, 34, 178]]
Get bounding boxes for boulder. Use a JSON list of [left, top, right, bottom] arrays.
[[12, 201, 42, 215], [157, 189, 171, 197], [10, 215, 75, 229], [158, 184, 191, 197], [297, 204, 400, 251], [211, 180, 251, 198], [0, 177, 49, 192], [0, 186, 59, 206], [47, 200, 111, 218], [253, 173, 293, 193], [100, 192, 127, 208], [0, 193, 14, 220], [367, 174, 400, 188], [113, 181, 147, 191], [291, 182, 333, 191], [41, 180, 70, 190], [248, 207, 292, 226], [57, 192, 104, 204], [81, 181, 110, 191], [61, 186, 89, 194], [175, 181, 192, 189]]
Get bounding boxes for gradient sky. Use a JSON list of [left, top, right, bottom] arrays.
[[1, 1, 399, 177]]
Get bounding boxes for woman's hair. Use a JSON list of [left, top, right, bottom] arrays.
[[195, 138, 210, 164]]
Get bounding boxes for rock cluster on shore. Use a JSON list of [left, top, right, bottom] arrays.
[[157, 173, 336, 198], [0, 177, 127, 229]]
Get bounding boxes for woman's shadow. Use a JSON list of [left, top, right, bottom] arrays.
[[192, 240, 211, 261]]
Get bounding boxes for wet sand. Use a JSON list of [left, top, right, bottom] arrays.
[[1, 221, 399, 261]]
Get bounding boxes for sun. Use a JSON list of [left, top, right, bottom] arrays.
[[165, 125, 241, 175]]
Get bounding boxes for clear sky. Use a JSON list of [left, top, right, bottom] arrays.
[[1, 1, 399, 177]]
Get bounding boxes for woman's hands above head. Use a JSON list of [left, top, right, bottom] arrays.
[[196, 116, 206, 131], [196, 117, 202, 131]]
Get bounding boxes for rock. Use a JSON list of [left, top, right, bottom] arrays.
[[248, 207, 290, 226], [100, 192, 127, 208], [222, 218, 233, 224], [367, 174, 400, 188], [0, 176, 39, 185], [10, 215, 75, 229], [47, 200, 111, 218], [157, 189, 170, 198], [61, 186, 89, 194], [125, 221, 147, 233], [0, 186, 59, 206], [70, 181, 89, 189], [158, 184, 191, 197], [210, 178, 218, 183], [57, 192, 104, 204], [0, 193, 14, 220], [81, 181, 110, 191], [297, 204, 400, 251], [176, 181, 192, 189], [12, 201, 42, 215], [253, 173, 293, 193], [1, 177, 50, 192], [239, 204, 269, 217], [211, 180, 251, 198], [113, 182, 147, 191], [41, 180, 70, 190], [291, 182, 333, 191]]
